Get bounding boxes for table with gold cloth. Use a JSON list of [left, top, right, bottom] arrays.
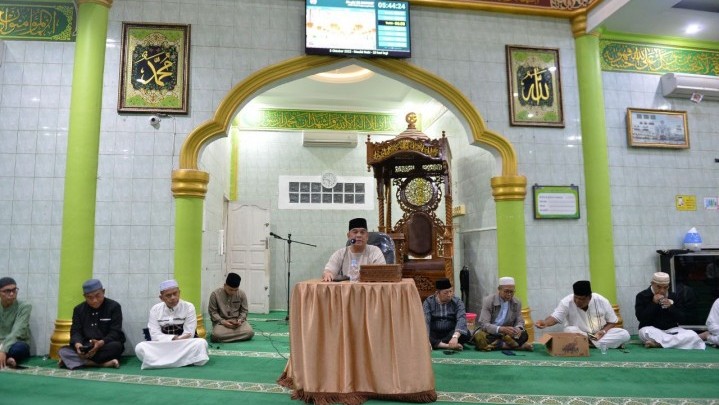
[[277, 278, 437, 405]]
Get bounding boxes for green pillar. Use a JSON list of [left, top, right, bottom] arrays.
[[172, 169, 210, 337], [575, 30, 617, 303], [496, 200, 527, 301], [491, 175, 534, 340], [50, 0, 112, 359]]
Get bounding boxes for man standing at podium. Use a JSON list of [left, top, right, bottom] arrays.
[[321, 218, 385, 282]]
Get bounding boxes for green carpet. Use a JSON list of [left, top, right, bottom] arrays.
[[2, 312, 718, 404]]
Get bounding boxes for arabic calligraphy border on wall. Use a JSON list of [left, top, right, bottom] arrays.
[[600, 40, 719, 77], [243, 109, 398, 133], [117, 22, 191, 114], [0, 3, 75, 41]]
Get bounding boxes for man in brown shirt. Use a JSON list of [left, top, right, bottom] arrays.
[[208, 273, 254, 342]]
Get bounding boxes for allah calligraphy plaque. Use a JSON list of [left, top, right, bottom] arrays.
[[506, 45, 564, 127], [118, 22, 190, 114]]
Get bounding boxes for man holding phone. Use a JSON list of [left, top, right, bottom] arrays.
[[58, 279, 125, 369]]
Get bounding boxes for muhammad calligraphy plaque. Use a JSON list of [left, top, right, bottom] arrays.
[[118, 22, 190, 114], [506, 45, 564, 127]]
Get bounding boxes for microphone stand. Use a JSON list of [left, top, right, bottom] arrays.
[[270, 232, 316, 321]]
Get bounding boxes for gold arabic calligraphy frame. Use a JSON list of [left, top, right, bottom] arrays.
[[505, 45, 564, 128], [118, 22, 191, 114]]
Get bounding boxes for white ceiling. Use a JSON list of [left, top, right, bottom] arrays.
[[592, 0, 719, 42], [251, 1, 719, 117]]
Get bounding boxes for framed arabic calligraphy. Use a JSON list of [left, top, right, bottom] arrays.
[[626, 108, 689, 149], [118, 22, 191, 114], [506, 45, 564, 127]]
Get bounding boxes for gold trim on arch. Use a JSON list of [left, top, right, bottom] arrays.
[[410, 0, 597, 18], [490, 175, 527, 201], [178, 55, 520, 180], [171, 169, 210, 199]]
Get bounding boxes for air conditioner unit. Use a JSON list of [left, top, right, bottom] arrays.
[[302, 131, 358, 148], [661, 73, 719, 101]]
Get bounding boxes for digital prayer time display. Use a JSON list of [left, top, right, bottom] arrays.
[[305, 0, 411, 58]]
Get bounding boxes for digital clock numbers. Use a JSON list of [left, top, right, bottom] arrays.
[[378, 1, 406, 10]]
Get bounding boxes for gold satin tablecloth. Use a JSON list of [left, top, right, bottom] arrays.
[[278, 279, 436, 405]]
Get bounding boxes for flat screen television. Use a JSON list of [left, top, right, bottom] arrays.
[[305, 0, 411, 58]]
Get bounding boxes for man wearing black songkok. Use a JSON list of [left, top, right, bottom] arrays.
[[535, 280, 630, 349], [321, 218, 385, 282], [208, 272, 254, 342], [423, 278, 471, 351]]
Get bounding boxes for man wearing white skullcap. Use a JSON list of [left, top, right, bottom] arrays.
[[134, 279, 210, 369], [635, 272, 704, 350], [474, 276, 532, 351]]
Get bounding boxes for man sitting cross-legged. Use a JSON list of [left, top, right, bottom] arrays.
[[135, 279, 209, 369], [208, 273, 254, 343], [636, 272, 704, 349], [423, 278, 471, 351], [58, 279, 125, 369], [535, 280, 630, 350], [0, 277, 31, 369], [699, 298, 719, 347], [474, 276, 532, 351]]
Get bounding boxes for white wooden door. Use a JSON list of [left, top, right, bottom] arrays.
[[226, 202, 270, 313]]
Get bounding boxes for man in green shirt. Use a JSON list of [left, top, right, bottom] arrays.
[[0, 277, 31, 369]]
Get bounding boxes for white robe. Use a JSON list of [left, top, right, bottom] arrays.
[[135, 300, 209, 369], [705, 298, 719, 346], [638, 326, 705, 350], [551, 293, 630, 349]]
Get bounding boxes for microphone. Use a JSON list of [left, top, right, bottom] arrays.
[[350, 238, 356, 244], [269, 232, 282, 239]]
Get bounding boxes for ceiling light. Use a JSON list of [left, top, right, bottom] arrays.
[[685, 24, 702, 35], [309, 65, 374, 84]]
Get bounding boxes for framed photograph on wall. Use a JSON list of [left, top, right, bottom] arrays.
[[626, 108, 689, 149], [506, 45, 564, 127], [118, 22, 191, 114]]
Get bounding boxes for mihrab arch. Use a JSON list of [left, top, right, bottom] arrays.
[[170, 55, 531, 337]]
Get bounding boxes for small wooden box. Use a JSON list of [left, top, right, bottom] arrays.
[[359, 264, 403, 282]]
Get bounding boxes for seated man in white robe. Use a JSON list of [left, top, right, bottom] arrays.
[[135, 279, 209, 369], [635, 272, 704, 350], [700, 298, 719, 347], [535, 280, 630, 349]]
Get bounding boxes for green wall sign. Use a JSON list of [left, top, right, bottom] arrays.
[[0, 2, 75, 41]]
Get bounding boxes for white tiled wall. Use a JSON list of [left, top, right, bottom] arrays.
[[2, 0, 718, 354], [604, 71, 719, 333]]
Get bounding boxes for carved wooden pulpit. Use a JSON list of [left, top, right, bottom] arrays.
[[366, 113, 453, 300]]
